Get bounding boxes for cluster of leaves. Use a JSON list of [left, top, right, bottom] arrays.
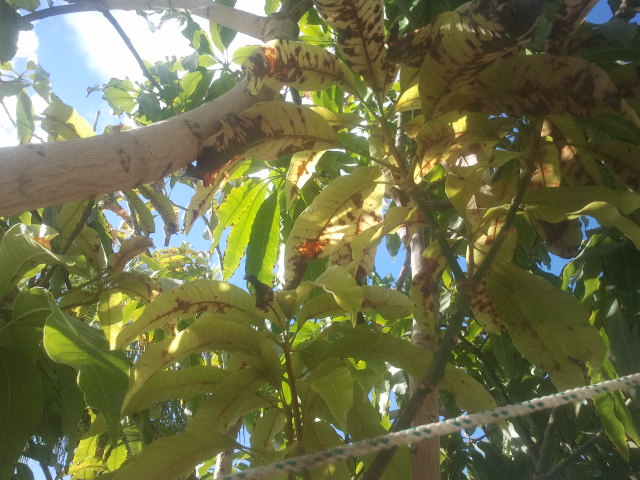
[[2, 0, 640, 479]]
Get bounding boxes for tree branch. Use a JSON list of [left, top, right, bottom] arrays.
[[0, 81, 273, 215], [22, 1, 299, 42], [99, 9, 165, 94]]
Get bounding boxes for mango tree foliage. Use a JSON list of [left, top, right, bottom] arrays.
[[1, 0, 640, 479]]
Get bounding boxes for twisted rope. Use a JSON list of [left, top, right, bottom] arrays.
[[222, 372, 640, 480]]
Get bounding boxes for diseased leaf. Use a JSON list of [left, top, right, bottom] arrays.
[[412, 4, 540, 115], [137, 184, 179, 247], [487, 261, 606, 389], [107, 236, 154, 273], [285, 151, 325, 207], [547, 0, 600, 54], [245, 39, 357, 94], [314, 0, 389, 92], [284, 166, 382, 288], [190, 102, 339, 186], [114, 279, 260, 348], [0, 224, 78, 303], [183, 183, 215, 234], [448, 54, 636, 120]]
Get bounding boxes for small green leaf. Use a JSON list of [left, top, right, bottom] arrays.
[[245, 192, 280, 284]]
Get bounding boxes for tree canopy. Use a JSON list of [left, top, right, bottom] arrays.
[[1, 0, 640, 479]]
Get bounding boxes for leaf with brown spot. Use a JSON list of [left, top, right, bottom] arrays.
[[586, 141, 640, 193], [533, 218, 583, 259], [137, 184, 179, 247], [107, 236, 153, 274], [547, 0, 599, 54], [411, 242, 447, 332], [285, 150, 325, 208], [114, 279, 260, 349], [313, 0, 390, 93], [244, 39, 357, 94], [487, 260, 605, 389], [546, 116, 604, 187], [191, 102, 339, 185], [469, 279, 507, 334], [284, 167, 383, 288], [446, 54, 638, 121], [530, 144, 561, 188], [407, 3, 540, 116], [183, 182, 216, 235], [57, 200, 107, 269]]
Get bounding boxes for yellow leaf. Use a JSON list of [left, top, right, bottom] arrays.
[[314, 0, 390, 93], [244, 39, 357, 94]]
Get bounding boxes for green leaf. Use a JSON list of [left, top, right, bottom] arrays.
[[122, 190, 156, 236], [310, 366, 353, 428], [0, 224, 78, 303], [441, 367, 496, 412], [306, 265, 363, 325], [0, 348, 43, 479], [122, 365, 232, 415], [16, 91, 34, 144], [487, 261, 606, 389], [211, 179, 260, 247], [245, 192, 280, 284], [41, 94, 95, 140], [44, 300, 130, 441], [304, 420, 350, 479], [250, 408, 286, 453], [524, 186, 640, 218], [0, 287, 50, 358], [361, 286, 413, 320], [0, 1, 19, 63], [137, 184, 179, 246], [115, 279, 260, 348], [57, 201, 107, 269], [107, 430, 235, 480], [122, 318, 264, 412], [223, 182, 268, 280]]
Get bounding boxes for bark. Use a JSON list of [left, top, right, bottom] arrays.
[[409, 230, 441, 480], [0, 81, 273, 216], [59, 0, 299, 42]]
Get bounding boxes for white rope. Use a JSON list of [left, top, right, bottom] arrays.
[[222, 372, 640, 480]]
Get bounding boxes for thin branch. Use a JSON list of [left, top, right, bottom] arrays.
[[363, 295, 469, 480], [534, 432, 603, 480], [39, 462, 54, 480], [534, 408, 560, 477], [99, 9, 165, 95], [395, 243, 411, 291], [471, 128, 540, 283]]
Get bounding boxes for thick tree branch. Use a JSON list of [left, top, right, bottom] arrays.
[[22, 0, 299, 42], [0, 81, 272, 215]]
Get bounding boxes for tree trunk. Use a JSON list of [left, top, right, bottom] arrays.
[[409, 230, 441, 480]]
